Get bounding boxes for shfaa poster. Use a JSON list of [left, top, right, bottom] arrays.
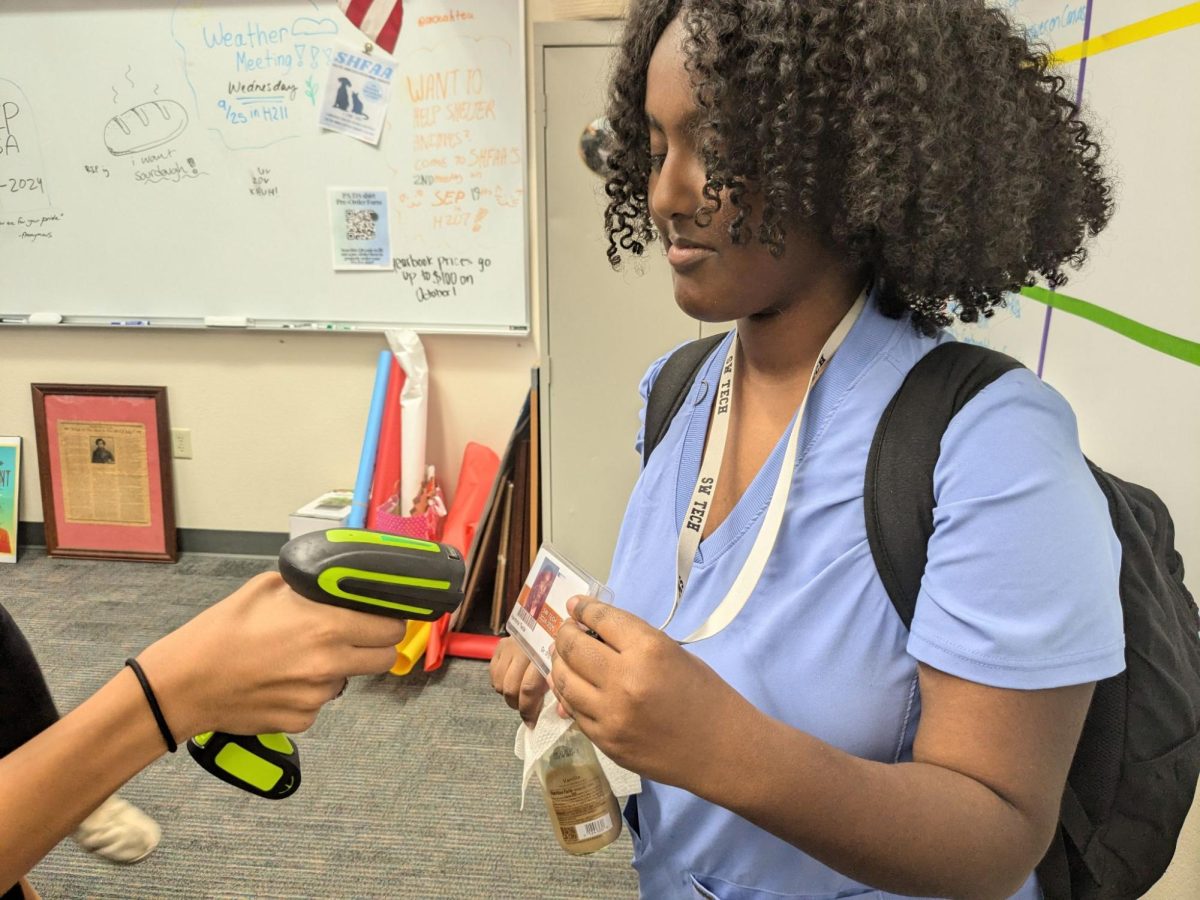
[[318, 44, 394, 146]]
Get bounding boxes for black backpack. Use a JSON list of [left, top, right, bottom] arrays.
[[644, 337, 1200, 900]]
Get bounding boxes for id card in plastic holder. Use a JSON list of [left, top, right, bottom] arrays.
[[506, 543, 614, 678]]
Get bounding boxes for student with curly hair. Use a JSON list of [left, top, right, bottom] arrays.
[[492, 1, 1122, 897]]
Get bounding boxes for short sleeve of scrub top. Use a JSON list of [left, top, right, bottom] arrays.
[[908, 367, 1125, 688]]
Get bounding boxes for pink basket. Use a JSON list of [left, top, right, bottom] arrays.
[[373, 508, 442, 541]]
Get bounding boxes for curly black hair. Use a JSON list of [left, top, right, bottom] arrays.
[[603, 0, 1114, 334]]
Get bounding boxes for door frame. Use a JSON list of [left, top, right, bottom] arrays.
[[533, 20, 625, 553]]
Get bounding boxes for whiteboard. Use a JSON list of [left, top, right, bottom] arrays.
[[961, 1, 1200, 585], [0, 0, 529, 334]]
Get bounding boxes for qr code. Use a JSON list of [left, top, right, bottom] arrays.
[[345, 209, 378, 240]]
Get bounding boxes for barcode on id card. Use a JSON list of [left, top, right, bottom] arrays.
[[574, 813, 613, 840], [514, 604, 536, 630]]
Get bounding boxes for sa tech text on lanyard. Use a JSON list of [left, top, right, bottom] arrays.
[[666, 291, 866, 644]]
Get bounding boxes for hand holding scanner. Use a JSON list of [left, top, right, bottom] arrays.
[[187, 529, 465, 798]]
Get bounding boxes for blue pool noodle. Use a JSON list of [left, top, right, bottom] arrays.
[[348, 349, 394, 529]]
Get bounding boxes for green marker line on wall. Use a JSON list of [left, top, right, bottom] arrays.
[[1020, 286, 1200, 367]]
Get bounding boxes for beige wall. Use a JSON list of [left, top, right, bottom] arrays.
[[0, 328, 535, 532]]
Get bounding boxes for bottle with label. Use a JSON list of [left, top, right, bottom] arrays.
[[537, 723, 623, 854]]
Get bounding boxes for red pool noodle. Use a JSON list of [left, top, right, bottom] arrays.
[[424, 613, 450, 671], [445, 631, 500, 661]]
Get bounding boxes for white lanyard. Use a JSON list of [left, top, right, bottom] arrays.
[[665, 291, 866, 644]]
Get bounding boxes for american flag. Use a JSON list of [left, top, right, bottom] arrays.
[[338, 0, 405, 55]]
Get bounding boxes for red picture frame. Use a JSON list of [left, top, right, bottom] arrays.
[[31, 384, 177, 562]]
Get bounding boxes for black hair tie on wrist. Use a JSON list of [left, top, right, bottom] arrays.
[[125, 657, 178, 753]]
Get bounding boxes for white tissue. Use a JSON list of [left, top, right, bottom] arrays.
[[514, 697, 642, 809], [385, 329, 428, 514]]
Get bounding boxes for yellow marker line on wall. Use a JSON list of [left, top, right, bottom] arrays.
[[1049, 2, 1200, 66]]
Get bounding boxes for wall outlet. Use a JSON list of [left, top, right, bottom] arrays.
[[171, 428, 193, 459]]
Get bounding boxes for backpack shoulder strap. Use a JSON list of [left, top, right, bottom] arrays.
[[642, 333, 727, 468], [864, 341, 1024, 628]]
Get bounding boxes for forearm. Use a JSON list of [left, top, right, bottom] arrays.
[[0, 667, 167, 888], [683, 701, 1045, 900]]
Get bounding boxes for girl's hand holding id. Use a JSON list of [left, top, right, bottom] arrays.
[[551, 594, 754, 790]]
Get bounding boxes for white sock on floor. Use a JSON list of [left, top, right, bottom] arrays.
[[71, 796, 160, 864]]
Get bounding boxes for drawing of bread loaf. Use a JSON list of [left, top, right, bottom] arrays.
[[104, 100, 189, 156]]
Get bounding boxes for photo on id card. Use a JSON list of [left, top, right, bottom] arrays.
[[506, 544, 613, 678]]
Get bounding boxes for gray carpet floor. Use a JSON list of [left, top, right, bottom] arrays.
[[3, 549, 639, 899]]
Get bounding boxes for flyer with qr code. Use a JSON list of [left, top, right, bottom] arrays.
[[507, 544, 615, 679], [328, 188, 392, 270], [318, 45, 394, 145]]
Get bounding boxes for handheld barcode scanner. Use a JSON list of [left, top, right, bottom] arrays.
[[187, 529, 465, 799], [278, 529, 465, 621]]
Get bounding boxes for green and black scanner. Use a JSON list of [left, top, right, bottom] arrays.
[[187, 529, 465, 799], [188, 730, 302, 800], [278, 529, 465, 621]]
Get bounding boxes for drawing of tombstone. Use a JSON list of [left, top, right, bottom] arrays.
[[0, 78, 51, 214]]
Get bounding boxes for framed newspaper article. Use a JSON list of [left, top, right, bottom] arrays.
[[31, 384, 177, 562]]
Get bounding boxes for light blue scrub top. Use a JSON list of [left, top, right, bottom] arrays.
[[607, 293, 1125, 900]]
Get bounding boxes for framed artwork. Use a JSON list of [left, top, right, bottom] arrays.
[[0, 436, 19, 563], [31, 384, 177, 562]]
